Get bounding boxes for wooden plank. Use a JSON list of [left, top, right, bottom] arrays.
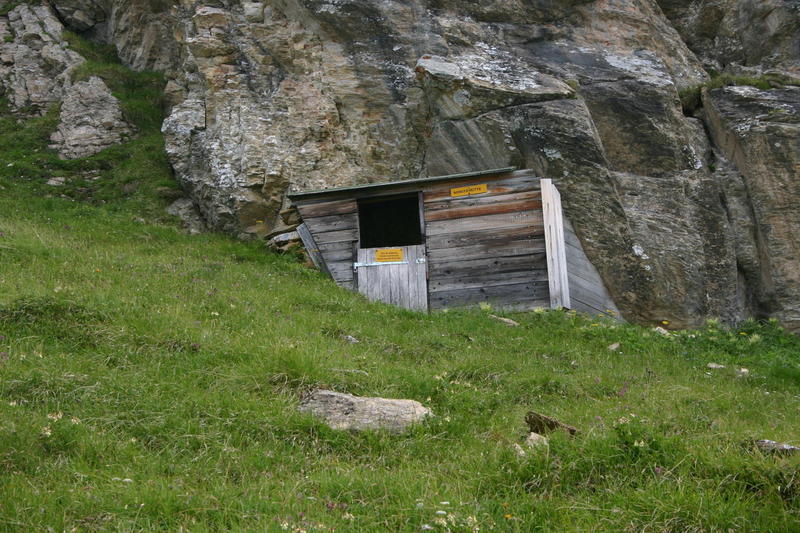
[[428, 252, 548, 279], [320, 247, 353, 263], [426, 238, 545, 263], [302, 212, 358, 234], [541, 179, 570, 309], [425, 198, 543, 222], [295, 198, 357, 218], [296, 223, 331, 277], [570, 296, 607, 316], [426, 210, 543, 236], [568, 277, 613, 312], [355, 245, 427, 311], [423, 174, 540, 203], [429, 269, 548, 293], [425, 189, 541, 212], [312, 228, 358, 245], [429, 281, 550, 309], [425, 224, 543, 250], [327, 262, 354, 282]]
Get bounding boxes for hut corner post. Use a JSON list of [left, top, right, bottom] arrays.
[[541, 179, 570, 309]]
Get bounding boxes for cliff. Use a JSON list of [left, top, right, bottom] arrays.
[[4, 0, 799, 329]]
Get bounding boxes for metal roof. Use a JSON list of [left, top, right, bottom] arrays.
[[287, 167, 518, 200]]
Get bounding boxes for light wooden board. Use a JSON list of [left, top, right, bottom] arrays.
[[562, 218, 620, 316], [425, 198, 543, 222], [355, 245, 428, 311], [541, 179, 570, 309]]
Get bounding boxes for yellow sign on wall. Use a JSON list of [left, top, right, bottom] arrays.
[[450, 183, 488, 197], [375, 248, 404, 262]]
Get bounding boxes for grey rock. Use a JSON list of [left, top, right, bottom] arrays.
[[49, 0, 107, 32], [166, 197, 207, 235], [0, 4, 84, 115], [754, 439, 800, 455], [298, 389, 432, 432], [524, 432, 550, 450], [49, 76, 134, 159], [703, 86, 800, 330], [658, 0, 799, 79]]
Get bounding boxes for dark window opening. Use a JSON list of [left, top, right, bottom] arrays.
[[358, 194, 423, 248]]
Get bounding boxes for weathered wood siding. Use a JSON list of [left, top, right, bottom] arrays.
[[423, 169, 550, 310], [563, 218, 620, 316], [294, 199, 358, 290]]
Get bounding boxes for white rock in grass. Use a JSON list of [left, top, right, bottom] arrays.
[[489, 314, 519, 327], [524, 432, 549, 450], [298, 389, 432, 432], [707, 362, 726, 369], [736, 368, 750, 377], [607, 342, 620, 351]]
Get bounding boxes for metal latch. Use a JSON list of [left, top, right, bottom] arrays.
[[416, 257, 426, 264], [353, 261, 408, 270]]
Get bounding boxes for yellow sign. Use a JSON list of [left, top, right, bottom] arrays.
[[450, 183, 488, 197], [375, 248, 404, 262]]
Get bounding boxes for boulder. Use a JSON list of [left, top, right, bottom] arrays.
[[49, 76, 134, 159], [0, 4, 84, 115], [166, 197, 207, 235], [298, 390, 432, 432]]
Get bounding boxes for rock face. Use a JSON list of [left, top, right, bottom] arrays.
[[0, 2, 133, 162], [49, 76, 134, 159], [0, 4, 84, 115], [298, 389, 432, 432], [702, 86, 800, 330], [24, 0, 800, 330], [657, 0, 799, 78]]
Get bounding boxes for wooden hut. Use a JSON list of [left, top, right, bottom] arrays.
[[289, 168, 618, 315]]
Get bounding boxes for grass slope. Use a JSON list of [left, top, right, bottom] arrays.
[[1, 35, 800, 533]]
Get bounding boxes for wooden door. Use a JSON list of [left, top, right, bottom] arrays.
[[355, 245, 428, 311]]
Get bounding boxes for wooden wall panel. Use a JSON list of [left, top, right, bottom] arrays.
[[295, 199, 358, 289], [563, 218, 620, 317], [423, 170, 548, 311]]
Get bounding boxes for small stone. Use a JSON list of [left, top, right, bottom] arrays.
[[489, 314, 519, 327], [653, 326, 671, 336], [524, 432, 549, 450], [341, 334, 359, 344], [754, 439, 800, 455], [46, 177, 65, 186], [736, 368, 749, 377], [525, 411, 579, 436], [298, 389, 432, 432], [512, 443, 526, 457], [707, 362, 726, 369], [607, 342, 620, 351]]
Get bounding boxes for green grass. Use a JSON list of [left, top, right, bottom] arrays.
[[678, 73, 790, 116], [0, 30, 799, 533]]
